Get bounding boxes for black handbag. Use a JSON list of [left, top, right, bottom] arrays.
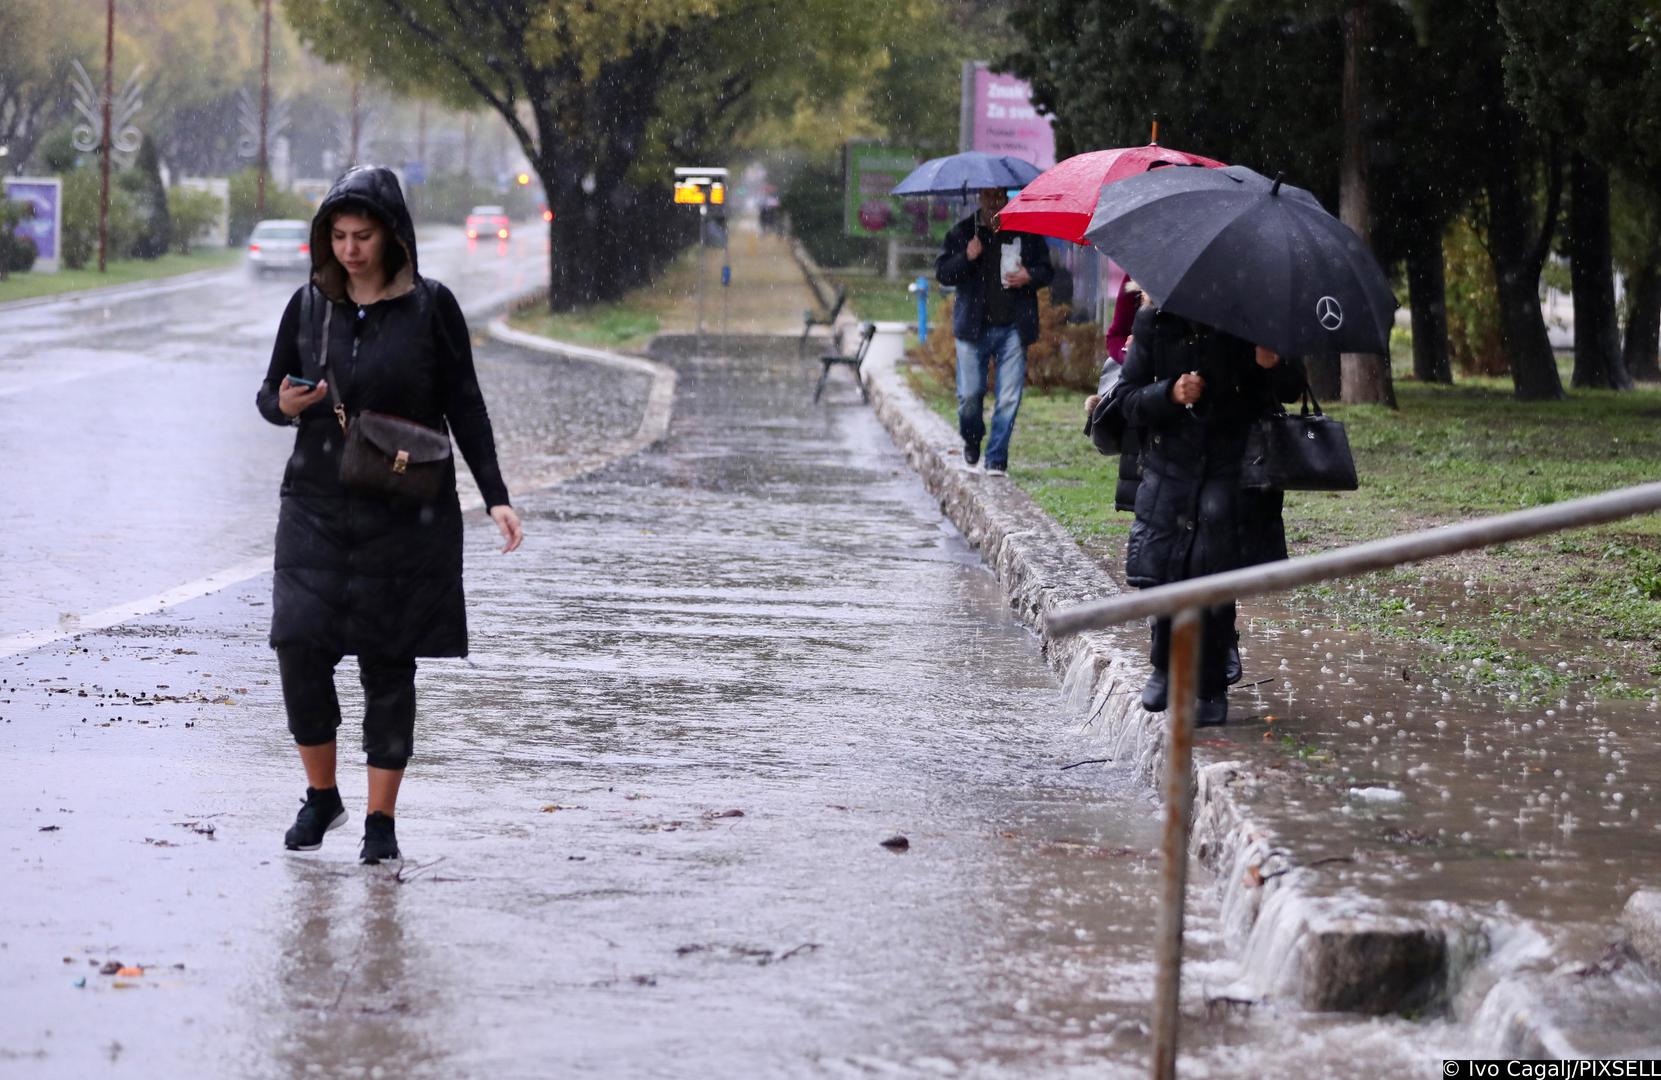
[[1242, 382, 1359, 492], [1084, 364, 1131, 455], [306, 287, 453, 502]]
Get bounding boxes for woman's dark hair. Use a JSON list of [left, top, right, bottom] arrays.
[[328, 200, 407, 284]]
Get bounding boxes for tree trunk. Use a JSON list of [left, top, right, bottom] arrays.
[[1567, 154, 1629, 389], [1305, 352, 1342, 400], [1624, 258, 1661, 381], [1483, 109, 1564, 402], [1619, 206, 1661, 381], [1407, 227, 1452, 384], [1338, 0, 1396, 408]]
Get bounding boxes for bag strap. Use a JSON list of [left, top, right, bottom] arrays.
[[308, 286, 347, 433], [1300, 375, 1325, 418]]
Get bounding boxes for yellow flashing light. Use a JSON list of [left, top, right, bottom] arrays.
[[516, 172, 531, 186], [674, 181, 706, 205], [710, 182, 725, 206]]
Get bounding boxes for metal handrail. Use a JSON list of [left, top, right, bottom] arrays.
[[1045, 479, 1661, 1080], [1049, 481, 1661, 634]]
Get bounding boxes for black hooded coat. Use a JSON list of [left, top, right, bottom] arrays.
[[255, 167, 510, 658], [1119, 306, 1303, 589]]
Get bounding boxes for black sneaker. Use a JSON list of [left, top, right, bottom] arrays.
[[964, 440, 981, 467], [1140, 669, 1168, 712], [360, 812, 400, 865], [983, 460, 1008, 476], [284, 787, 347, 851], [1196, 695, 1229, 727]]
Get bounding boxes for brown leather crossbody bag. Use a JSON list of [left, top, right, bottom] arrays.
[[306, 287, 452, 502]]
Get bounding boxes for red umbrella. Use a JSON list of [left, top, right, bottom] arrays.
[[997, 144, 1226, 244]]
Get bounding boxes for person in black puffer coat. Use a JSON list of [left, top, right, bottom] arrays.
[[255, 166, 524, 864], [1118, 304, 1304, 726]]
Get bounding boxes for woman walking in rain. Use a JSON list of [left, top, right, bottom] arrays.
[[1118, 303, 1303, 727], [256, 166, 523, 863]]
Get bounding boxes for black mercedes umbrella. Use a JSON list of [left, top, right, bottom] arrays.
[[1082, 165, 1398, 357]]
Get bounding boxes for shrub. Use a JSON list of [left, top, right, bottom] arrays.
[[60, 168, 142, 271], [167, 187, 224, 254], [0, 199, 39, 278], [910, 289, 1103, 393]]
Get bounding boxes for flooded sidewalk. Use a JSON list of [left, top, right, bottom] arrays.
[[0, 322, 1450, 1075]]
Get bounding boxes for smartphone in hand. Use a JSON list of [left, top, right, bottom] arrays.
[[286, 376, 318, 389]]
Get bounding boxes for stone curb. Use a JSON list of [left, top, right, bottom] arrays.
[[858, 340, 1484, 1021], [486, 318, 678, 492]]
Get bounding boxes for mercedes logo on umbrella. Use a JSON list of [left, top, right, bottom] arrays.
[[1316, 296, 1345, 331]]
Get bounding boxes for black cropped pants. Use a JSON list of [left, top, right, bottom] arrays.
[[277, 646, 418, 770], [1149, 602, 1237, 700]]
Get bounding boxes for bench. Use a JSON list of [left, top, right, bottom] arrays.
[[814, 321, 876, 404], [799, 285, 848, 359]]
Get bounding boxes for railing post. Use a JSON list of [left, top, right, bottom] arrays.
[[1152, 605, 1200, 1080]]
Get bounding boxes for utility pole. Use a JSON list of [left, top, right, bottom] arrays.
[[98, 0, 115, 273], [349, 78, 361, 166], [257, 0, 271, 215]]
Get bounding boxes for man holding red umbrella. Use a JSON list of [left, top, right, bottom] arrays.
[[935, 187, 1055, 475]]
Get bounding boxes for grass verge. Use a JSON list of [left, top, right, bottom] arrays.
[[0, 248, 242, 304], [906, 362, 1661, 700]]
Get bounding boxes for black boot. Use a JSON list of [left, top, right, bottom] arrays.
[[1141, 669, 1169, 712], [284, 786, 347, 851], [360, 811, 400, 865], [1225, 642, 1242, 686], [1196, 695, 1229, 727]]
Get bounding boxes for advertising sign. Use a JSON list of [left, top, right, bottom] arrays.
[[959, 62, 1055, 171], [843, 142, 958, 241], [3, 177, 63, 272]]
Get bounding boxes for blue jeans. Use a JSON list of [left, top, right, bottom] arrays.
[[955, 325, 1026, 467]]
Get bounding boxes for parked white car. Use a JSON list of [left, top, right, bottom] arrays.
[[246, 219, 311, 276]]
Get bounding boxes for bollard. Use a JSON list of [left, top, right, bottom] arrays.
[[1152, 606, 1200, 1080], [908, 276, 930, 340]]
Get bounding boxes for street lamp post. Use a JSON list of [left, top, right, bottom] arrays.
[[99, 0, 115, 273]]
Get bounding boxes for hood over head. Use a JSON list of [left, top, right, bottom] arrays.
[[309, 166, 420, 303]]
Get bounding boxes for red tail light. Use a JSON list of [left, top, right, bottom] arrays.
[[248, 243, 261, 253], [542, 209, 553, 222], [298, 243, 309, 254]]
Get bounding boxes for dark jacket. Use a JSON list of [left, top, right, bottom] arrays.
[[255, 166, 510, 658], [935, 213, 1055, 346], [1119, 306, 1304, 588]]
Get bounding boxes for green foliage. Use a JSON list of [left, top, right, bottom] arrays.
[[166, 188, 223, 255], [60, 168, 142, 272], [1443, 215, 1506, 376], [118, 137, 173, 260], [280, 0, 927, 306], [227, 169, 314, 247], [779, 156, 882, 269], [0, 199, 40, 278]]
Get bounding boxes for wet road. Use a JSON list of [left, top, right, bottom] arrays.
[[0, 325, 1450, 1075], [0, 230, 548, 650]]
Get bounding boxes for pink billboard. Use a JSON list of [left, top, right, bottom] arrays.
[[961, 63, 1055, 171]]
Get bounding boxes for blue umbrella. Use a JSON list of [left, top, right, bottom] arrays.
[[889, 151, 1042, 197]]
